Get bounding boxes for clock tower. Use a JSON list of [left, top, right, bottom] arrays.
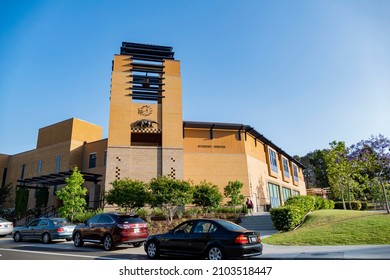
[[105, 42, 184, 187]]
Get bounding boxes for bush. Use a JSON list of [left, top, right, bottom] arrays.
[[270, 206, 305, 231], [71, 209, 103, 223], [285, 195, 316, 213], [334, 201, 362, 210], [135, 208, 150, 221]]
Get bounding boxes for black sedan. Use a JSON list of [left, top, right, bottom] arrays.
[[13, 217, 76, 244], [144, 218, 263, 260]]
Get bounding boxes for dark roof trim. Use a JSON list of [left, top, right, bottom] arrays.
[[183, 121, 305, 169]]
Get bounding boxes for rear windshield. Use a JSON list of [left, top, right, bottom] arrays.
[[118, 215, 145, 224], [217, 220, 246, 231]]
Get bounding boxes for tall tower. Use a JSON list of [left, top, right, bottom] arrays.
[[105, 42, 184, 189]]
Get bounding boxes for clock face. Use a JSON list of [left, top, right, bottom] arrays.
[[138, 105, 153, 116]]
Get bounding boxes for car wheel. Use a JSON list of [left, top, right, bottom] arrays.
[[132, 241, 143, 248], [146, 241, 160, 259], [207, 246, 223, 260], [42, 233, 51, 244], [73, 232, 84, 247], [103, 234, 114, 251], [13, 232, 22, 242]]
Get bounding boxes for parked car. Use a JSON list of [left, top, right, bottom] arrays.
[[0, 217, 13, 237], [144, 218, 263, 260], [13, 217, 76, 243], [72, 212, 149, 251]]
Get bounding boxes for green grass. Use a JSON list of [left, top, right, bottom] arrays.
[[263, 210, 390, 245]]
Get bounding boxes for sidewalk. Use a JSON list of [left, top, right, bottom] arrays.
[[257, 243, 390, 260]]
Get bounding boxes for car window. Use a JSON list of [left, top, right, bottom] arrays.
[[119, 215, 145, 224], [174, 221, 194, 234], [28, 220, 40, 227], [217, 220, 246, 231], [88, 215, 101, 224], [38, 219, 49, 227], [98, 215, 114, 224], [193, 222, 217, 233], [51, 218, 67, 225]]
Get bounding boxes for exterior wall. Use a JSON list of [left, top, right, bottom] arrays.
[[183, 127, 307, 211], [3, 118, 104, 210]]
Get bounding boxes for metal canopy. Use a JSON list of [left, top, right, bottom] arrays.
[[17, 171, 102, 189], [120, 42, 174, 61]]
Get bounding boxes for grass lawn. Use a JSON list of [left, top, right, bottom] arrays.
[[263, 210, 390, 245]]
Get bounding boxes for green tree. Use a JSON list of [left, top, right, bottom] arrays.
[[295, 149, 330, 188], [223, 180, 245, 210], [148, 176, 193, 224], [106, 179, 149, 212], [325, 141, 359, 209], [56, 167, 87, 222], [0, 183, 13, 208], [192, 180, 223, 214]]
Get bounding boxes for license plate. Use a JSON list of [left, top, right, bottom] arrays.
[[4, 225, 8, 228], [250, 236, 257, 243], [134, 229, 140, 233]]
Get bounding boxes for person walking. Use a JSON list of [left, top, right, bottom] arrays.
[[246, 198, 254, 215]]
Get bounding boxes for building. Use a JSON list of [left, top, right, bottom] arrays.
[[0, 42, 306, 215]]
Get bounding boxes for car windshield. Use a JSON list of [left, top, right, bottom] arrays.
[[118, 215, 145, 224], [217, 220, 246, 231]]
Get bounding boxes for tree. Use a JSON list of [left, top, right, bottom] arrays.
[[56, 167, 87, 222], [349, 134, 390, 214], [105, 179, 149, 212], [148, 176, 193, 224], [223, 180, 245, 210], [295, 150, 330, 188], [192, 180, 223, 214], [0, 183, 13, 208], [325, 141, 359, 209]]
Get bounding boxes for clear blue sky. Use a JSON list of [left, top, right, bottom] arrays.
[[1, 0, 389, 157]]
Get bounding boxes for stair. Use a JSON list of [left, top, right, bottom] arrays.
[[239, 212, 277, 234]]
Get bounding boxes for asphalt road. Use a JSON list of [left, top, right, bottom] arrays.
[[2, 233, 390, 260]]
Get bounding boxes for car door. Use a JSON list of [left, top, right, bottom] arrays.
[[161, 221, 194, 253], [37, 219, 51, 238], [187, 221, 217, 254], [82, 215, 101, 241], [22, 219, 40, 240], [96, 214, 115, 241]]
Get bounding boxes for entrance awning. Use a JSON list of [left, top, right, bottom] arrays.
[[17, 171, 102, 189]]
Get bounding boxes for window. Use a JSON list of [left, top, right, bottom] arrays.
[[37, 160, 42, 176], [282, 157, 290, 179], [20, 164, 26, 179], [89, 153, 97, 169], [293, 190, 300, 197], [268, 148, 278, 173], [55, 155, 61, 173], [282, 187, 292, 202], [268, 183, 281, 208], [292, 163, 299, 183]]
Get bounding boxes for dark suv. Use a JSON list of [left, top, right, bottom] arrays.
[[72, 212, 149, 251]]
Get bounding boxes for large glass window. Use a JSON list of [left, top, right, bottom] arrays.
[[282, 157, 290, 179], [20, 164, 26, 179], [292, 163, 299, 183], [282, 187, 292, 202], [89, 153, 97, 169], [268, 183, 281, 208], [268, 148, 278, 173], [37, 160, 42, 176], [55, 155, 61, 173]]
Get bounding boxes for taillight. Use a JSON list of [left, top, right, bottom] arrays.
[[235, 234, 249, 244], [57, 227, 65, 233]]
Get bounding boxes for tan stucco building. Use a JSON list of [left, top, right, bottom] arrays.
[[0, 42, 306, 214]]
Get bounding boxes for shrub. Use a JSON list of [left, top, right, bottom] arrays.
[[270, 206, 305, 231], [135, 208, 150, 221], [334, 201, 362, 210], [72, 208, 103, 223], [285, 195, 316, 213]]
